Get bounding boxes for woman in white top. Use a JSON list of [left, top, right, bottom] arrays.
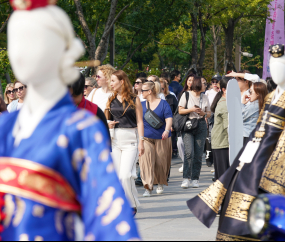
[[178, 77, 211, 189], [7, 81, 27, 113], [87, 64, 116, 111]]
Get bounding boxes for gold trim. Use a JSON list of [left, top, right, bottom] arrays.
[[257, 92, 275, 124], [265, 121, 284, 130], [260, 177, 285, 195], [216, 231, 260, 241], [225, 192, 255, 222], [268, 111, 285, 121], [0, 184, 77, 211], [0, 158, 75, 196], [268, 117, 285, 126], [198, 180, 227, 213], [273, 91, 285, 108]]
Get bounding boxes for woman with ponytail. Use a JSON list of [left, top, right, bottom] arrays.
[[211, 76, 231, 180], [139, 81, 173, 197]]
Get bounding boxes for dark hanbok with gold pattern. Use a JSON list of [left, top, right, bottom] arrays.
[[187, 91, 285, 241]]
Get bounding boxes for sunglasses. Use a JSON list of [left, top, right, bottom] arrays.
[[249, 90, 252, 95], [212, 80, 219, 84], [6, 90, 15, 95], [142, 89, 150, 92], [85, 85, 92, 89], [134, 82, 142, 85], [203, 83, 207, 86], [14, 86, 26, 93], [96, 75, 101, 79]]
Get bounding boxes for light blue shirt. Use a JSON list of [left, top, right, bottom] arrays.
[[242, 100, 259, 137]]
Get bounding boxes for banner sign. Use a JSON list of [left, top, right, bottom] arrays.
[[262, 0, 284, 79]]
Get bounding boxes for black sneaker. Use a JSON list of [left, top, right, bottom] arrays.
[[212, 177, 216, 182], [135, 180, 143, 186], [172, 152, 178, 159]]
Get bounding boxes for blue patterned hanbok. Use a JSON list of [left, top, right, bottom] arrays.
[[0, 93, 140, 241]]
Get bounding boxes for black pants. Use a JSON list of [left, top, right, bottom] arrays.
[[171, 131, 178, 153], [213, 148, 230, 180]]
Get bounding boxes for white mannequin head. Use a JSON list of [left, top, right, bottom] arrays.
[[8, 6, 84, 87], [269, 55, 285, 90]]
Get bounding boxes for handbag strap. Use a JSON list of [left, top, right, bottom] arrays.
[[109, 99, 131, 119], [91, 88, 98, 103], [199, 93, 203, 109]]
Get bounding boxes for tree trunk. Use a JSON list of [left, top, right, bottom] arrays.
[[197, 9, 207, 76], [190, 12, 198, 71], [212, 25, 221, 73], [0, 13, 11, 34], [223, 19, 236, 73], [158, 53, 165, 70], [74, 0, 95, 60]]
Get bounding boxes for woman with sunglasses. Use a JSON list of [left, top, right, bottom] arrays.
[[7, 81, 27, 113], [84, 76, 97, 97], [4, 83, 16, 106], [134, 77, 146, 101], [87, 64, 116, 112], [139, 81, 173, 197], [205, 74, 222, 106]]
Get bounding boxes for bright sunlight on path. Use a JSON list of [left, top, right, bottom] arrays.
[[135, 156, 219, 241]]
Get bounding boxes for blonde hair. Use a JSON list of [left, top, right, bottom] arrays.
[[143, 81, 161, 98], [97, 64, 116, 89], [160, 78, 170, 96], [148, 75, 159, 82], [4, 83, 15, 105]]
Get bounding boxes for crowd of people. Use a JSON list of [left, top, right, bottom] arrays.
[[0, 64, 274, 217]]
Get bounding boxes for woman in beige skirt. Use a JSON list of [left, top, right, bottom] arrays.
[[139, 81, 173, 197]]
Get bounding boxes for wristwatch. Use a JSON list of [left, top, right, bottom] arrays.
[[140, 136, 145, 141]]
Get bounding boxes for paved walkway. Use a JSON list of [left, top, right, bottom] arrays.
[[135, 156, 219, 241]]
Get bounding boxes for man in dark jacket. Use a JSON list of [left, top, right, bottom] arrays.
[[169, 70, 183, 97]]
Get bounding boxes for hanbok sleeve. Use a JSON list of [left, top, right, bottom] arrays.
[[75, 118, 140, 241]]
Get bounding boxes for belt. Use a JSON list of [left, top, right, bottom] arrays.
[[0, 157, 81, 212]]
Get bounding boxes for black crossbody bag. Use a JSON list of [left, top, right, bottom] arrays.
[[183, 93, 203, 132], [173, 92, 203, 132], [144, 101, 164, 129]]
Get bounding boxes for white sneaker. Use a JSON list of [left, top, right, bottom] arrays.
[[179, 166, 184, 173], [156, 184, 164, 194], [211, 170, 215, 173], [143, 189, 152, 197], [181, 179, 190, 189], [192, 180, 199, 188]]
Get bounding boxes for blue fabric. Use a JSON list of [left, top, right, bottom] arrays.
[[169, 81, 183, 97], [0, 93, 140, 241], [169, 86, 174, 93], [242, 100, 259, 137], [142, 100, 173, 139]]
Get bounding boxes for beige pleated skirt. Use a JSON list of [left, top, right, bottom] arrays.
[[139, 137, 172, 190]]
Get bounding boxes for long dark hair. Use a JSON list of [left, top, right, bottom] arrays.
[[182, 73, 196, 93], [211, 76, 231, 113], [253, 82, 268, 112]]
